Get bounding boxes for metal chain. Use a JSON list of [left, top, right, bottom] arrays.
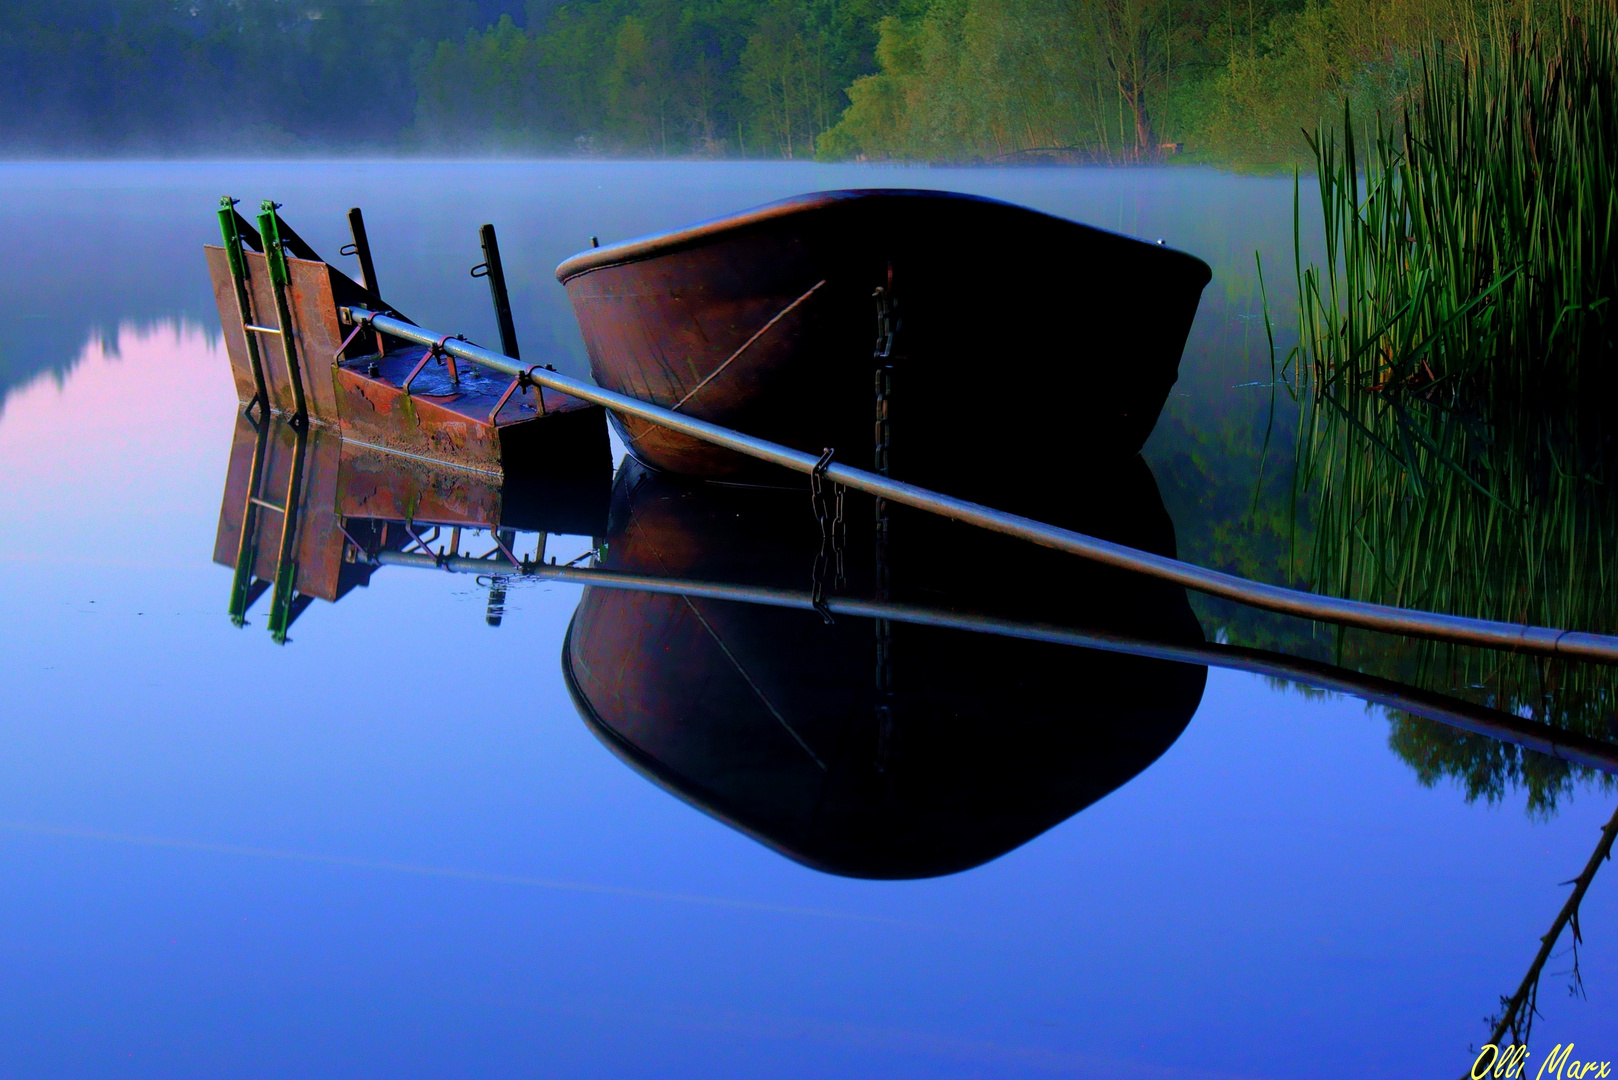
[[809, 447, 840, 624], [872, 276, 896, 480], [832, 479, 846, 588], [872, 267, 898, 773]]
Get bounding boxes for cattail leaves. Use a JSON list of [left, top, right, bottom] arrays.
[[1292, 0, 1618, 811]]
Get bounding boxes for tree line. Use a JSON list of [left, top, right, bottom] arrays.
[[0, 0, 1567, 162], [413, 0, 888, 156], [0, 1, 525, 150]]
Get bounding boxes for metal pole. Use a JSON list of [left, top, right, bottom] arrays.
[[364, 549, 1618, 775], [473, 223, 521, 361], [343, 208, 385, 357], [338, 306, 1618, 664], [259, 202, 308, 424], [227, 414, 271, 626], [345, 207, 380, 296], [217, 197, 269, 411], [266, 425, 308, 644]]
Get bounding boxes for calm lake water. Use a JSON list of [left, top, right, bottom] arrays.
[[1, 161, 1614, 1078]]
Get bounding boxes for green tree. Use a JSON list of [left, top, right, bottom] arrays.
[[740, 1, 832, 156]]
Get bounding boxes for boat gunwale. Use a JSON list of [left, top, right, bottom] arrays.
[[553, 187, 1213, 285]]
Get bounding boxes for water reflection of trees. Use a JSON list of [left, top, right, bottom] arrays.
[[1481, 802, 1618, 1051], [1297, 10, 1618, 815], [1302, 384, 1618, 814], [1191, 352, 1618, 815], [1155, 8, 1618, 814], [1151, 292, 1618, 816]]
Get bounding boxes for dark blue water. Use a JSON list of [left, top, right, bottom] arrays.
[[1, 161, 1613, 1078]]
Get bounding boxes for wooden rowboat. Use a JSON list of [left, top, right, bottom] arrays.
[[557, 189, 1212, 508]]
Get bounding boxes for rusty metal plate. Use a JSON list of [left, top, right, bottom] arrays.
[[204, 245, 354, 424]]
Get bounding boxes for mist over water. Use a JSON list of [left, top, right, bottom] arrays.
[[0, 161, 1308, 407]]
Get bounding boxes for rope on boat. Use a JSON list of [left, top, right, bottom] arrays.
[[342, 306, 1618, 665]]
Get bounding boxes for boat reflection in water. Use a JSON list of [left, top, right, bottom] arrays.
[[563, 458, 1209, 879], [211, 412, 611, 640], [209, 414, 1618, 877]]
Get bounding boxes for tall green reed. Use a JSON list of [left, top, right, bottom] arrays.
[[1292, 0, 1618, 811]]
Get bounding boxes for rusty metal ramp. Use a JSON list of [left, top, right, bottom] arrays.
[[205, 197, 604, 475]]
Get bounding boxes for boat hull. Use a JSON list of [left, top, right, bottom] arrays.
[[558, 189, 1212, 508], [562, 457, 1207, 879]]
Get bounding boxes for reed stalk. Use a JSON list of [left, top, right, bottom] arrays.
[[1292, 0, 1618, 811]]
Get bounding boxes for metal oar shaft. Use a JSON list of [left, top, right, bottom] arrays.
[[371, 550, 1618, 774], [342, 307, 1618, 664]]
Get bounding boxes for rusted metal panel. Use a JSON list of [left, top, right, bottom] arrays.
[[334, 362, 504, 472], [291, 423, 348, 599], [205, 245, 264, 408], [210, 415, 350, 603], [333, 344, 604, 474], [242, 250, 299, 418], [336, 439, 503, 527], [285, 255, 348, 423], [205, 245, 355, 424], [211, 410, 262, 565]]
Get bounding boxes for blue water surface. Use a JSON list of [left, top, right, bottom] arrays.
[[0, 161, 1613, 1079]]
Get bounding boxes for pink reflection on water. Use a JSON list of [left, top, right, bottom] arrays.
[[0, 321, 239, 564]]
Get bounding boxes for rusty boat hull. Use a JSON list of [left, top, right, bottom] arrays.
[[557, 189, 1212, 508]]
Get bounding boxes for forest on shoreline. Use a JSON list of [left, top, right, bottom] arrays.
[[0, 0, 1602, 164]]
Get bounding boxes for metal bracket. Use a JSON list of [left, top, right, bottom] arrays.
[[401, 521, 442, 564], [401, 349, 434, 394], [401, 334, 465, 394], [336, 520, 374, 563], [488, 364, 555, 423], [489, 528, 521, 567], [811, 446, 837, 478], [437, 334, 461, 383], [331, 322, 367, 367], [489, 366, 535, 424]]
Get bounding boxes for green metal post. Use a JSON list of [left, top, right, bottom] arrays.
[[217, 196, 269, 412], [258, 200, 308, 424], [266, 423, 309, 644], [227, 414, 272, 626]]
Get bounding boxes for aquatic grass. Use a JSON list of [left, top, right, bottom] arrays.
[[1290, 0, 1618, 811], [1301, 0, 1617, 428]]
